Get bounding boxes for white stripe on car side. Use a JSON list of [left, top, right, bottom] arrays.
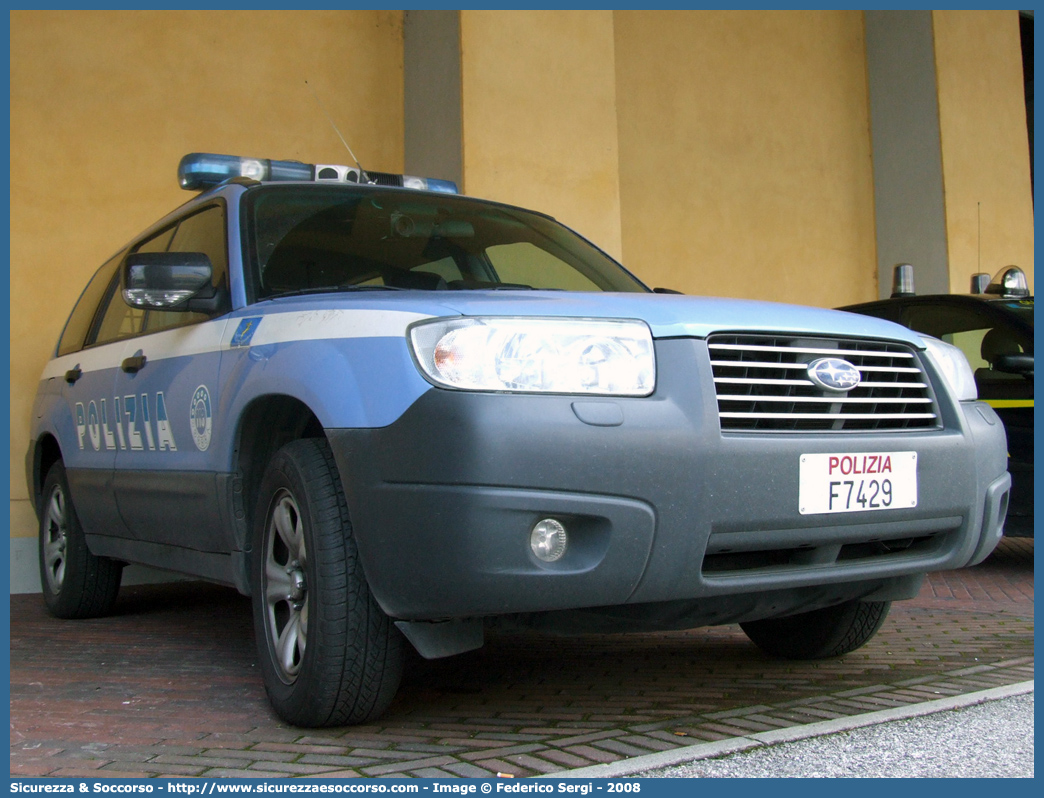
[[40, 340, 129, 381], [40, 309, 433, 380], [246, 309, 431, 346]]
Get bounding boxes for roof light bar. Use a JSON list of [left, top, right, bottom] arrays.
[[970, 273, 991, 294], [890, 263, 915, 297], [402, 175, 459, 194], [178, 154, 311, 190], [985, 266, 1030, 299], [178, 152, 458, 194]]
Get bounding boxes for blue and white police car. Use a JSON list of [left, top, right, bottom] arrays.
[[27, 153, 1011, 727]]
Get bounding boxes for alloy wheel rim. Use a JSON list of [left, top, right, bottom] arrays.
[[43, 485, 68, 595], [263, 489, 308, 684]]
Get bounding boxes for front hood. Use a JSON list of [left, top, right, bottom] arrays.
[[256, 291, 927, 348], [421, 291, 926, 347]]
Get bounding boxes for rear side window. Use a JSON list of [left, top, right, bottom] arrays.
[[56, 252, 124, 356]]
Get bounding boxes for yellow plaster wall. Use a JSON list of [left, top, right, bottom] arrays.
[[9, 10, 404, 536], [613, 10, 878, 307], [933, 10, 1034, 294], [459, 10, 623, 260]]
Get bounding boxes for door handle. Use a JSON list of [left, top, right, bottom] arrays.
[[64, 366, 82, 384], [121, 354, 147, 374]]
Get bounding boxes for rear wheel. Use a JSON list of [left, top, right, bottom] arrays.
[[740, 599, 890, 660], [252, 438, 403, 727], [38, 461, 122, 619]]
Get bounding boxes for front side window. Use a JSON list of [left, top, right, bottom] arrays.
[[904, 304, 1032, 366], [91, 274, 145, 346], [904, 302, 1033, 401], [85, 204, 230, 347], [57, 252, 125, 356], [244, 186, 647, 300], [167, 204, 229, 275], [141, 204, 229, 334]]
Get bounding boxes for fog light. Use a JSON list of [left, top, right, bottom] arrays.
[[530, 519, 567, 562]]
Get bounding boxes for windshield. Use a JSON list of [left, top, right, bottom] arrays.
[[244, 185, 648, 299]]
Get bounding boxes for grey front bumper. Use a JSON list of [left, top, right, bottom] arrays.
[[330, 339, 1010, 621]]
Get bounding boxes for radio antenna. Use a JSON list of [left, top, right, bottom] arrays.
[[305, 80, 368, 180], [977, 201, 981, 273]]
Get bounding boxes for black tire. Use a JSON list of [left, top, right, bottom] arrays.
[[38, 461, 122, 619], [251, 438, 404, 727], [740, 599, 891, 660]]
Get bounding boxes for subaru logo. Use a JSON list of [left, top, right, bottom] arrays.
[[807, 358, 861, 392]]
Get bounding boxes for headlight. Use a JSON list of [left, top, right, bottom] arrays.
[[922, 336, 977, 401], [409, 317, 656, 396]]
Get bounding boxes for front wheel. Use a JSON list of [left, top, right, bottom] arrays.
[[740, 599, 891, 660], [251, 438, 404, 727], [38, 461, 122, 619]]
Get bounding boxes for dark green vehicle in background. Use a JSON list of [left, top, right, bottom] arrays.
[[843, 266, 1033, 537]]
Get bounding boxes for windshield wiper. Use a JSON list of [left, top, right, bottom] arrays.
[[446, 282, 538, 291], [259, 285, 408, 301]]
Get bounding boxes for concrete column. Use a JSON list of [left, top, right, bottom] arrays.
[[865, 10, 1033, 297], [403, 10, 462, 187], [864, 10, 950, 298]]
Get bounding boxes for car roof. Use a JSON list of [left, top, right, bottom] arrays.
[[842, 292, 1033, 313], [841, 292, 1034, 334]]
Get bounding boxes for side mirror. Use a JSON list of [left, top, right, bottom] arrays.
[[122, 252, 214, 311], [992, 353, 1034, 378]]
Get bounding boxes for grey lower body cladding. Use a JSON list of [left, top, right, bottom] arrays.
[[329, 338, 1010, 634]]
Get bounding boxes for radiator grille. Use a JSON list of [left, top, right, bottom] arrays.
[[709, 334, 940, 432]]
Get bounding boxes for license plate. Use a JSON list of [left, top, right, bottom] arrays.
[[799, 452, 917, 515]]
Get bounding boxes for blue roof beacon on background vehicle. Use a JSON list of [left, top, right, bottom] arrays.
[[843, 264, 1033, 537], [26, 153, 1012, 728]]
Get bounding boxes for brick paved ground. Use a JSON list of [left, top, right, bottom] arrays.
[[10, 538, 1032, 779]]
